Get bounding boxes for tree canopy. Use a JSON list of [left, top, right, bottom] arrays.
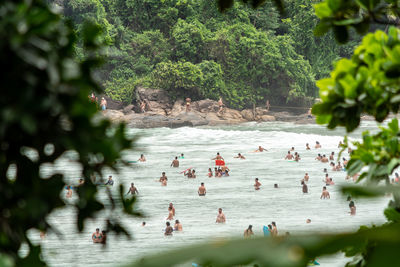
[[52, 0, 358, 109]]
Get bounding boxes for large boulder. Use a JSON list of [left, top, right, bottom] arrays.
[[220, 108, 244, 120], [103, 96, 125, 110], [174, 111, 208, 126], [123, 104, 135, 115], [137, 87, 171, 106], [260, 115, 276, 122], [169, 99, 185, 117], [103, 110, 126, 122], [192, 99, 219, 112], [241, 109, 255, 121]]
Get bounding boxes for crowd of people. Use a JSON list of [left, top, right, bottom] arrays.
[[68, 138, 397, 243]]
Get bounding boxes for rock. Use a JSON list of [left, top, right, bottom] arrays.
[[220, 108, 244, 120], [123, 104, 134, 114], [260, 115, 276, 121], [103, 110, 126, 122], [103, 96, 125, 110], [174, 111, 209, 126], [241, 109, 255, 121], [255, 107, 269, 116], [193, 99, 219, 112], [170, 99, 185, 117], [137, 87, 171, 106]]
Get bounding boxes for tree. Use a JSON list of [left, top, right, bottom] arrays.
[[0, 1, 138, 266]]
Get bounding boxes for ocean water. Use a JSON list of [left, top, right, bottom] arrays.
[[29, 121, 390, 266]]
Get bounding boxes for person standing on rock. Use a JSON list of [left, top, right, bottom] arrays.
[[218, 97, 224, 115], [185, 97, 191, 112], [265, 100, 270, 112], [140, 100, 146, 113], [100, 97, 107, 111]]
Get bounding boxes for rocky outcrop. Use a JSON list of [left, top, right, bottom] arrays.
[[103, 88, 317, 128]]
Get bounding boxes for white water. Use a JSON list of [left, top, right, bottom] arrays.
[[29, 121, 390, 266]]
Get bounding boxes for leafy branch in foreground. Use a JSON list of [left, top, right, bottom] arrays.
[[0, 0, 138, 266]]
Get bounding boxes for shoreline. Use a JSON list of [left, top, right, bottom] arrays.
[[102, 88, 378, 129]]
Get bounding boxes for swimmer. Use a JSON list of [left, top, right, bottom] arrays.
[[254, 178, 261, 190], [338, 141, 343, 148], [179, 153, 184, 159], [330, 162, 336, 171], [185, 169, 193, 178], [234, 153, 246, 159], [306, 143, 311, 150], [306, 219, 311, 223], [221, 165, 230, 172], [141, 222, 146, 227], [323, 168, 327, 173], [328, 178, 335, 185], [167, 206, 174, 220], [100, 230, 107, 245], [285, 151, 293, 160], [171, 156, 179, 167], [244, 225, 254, 238], [169, 203, 176, 216], [320, 186, 330, 199], [138, 154, 146, 162], [159, 172, 168, 184], [290, 147, 295, 151], [216, 169, 223, 177], [105, 175, 114, 186], [126, 183, 139, 195], [315, 154, 322, 161], [214, 167, 218, 177], [329, 152, 335, 161], [315, 141, 321, 149], [207, 168, 213, 177], [336, 161, 343, 171], [302, 181, 308, 193], [66, 186, 72, 198], [174, 220, 183, 231], [304, 173, 309, 182], [212, 152, 224, 160], [324, 173, 330, 184], [165, 222, 173, 236], [254, 146, 266, 152], [223, 169, 229, 176], [198, 183, 206, 196], [321, 155, 329, 163], [274, 183, 279, 188], [92, 228, 103, 243], [294, 153, 301, 162], [192, 170, 196, 178], [216, 208, 226, 223], [271, 222, 278, 237], [349, 201, 356, 215]]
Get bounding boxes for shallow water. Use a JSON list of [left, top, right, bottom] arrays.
[[31, 121, 390, 266]]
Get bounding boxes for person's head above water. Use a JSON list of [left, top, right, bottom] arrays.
[[162, 172, 165, 175], [217, 152, 220, 155], [175, 156, 178, 159], [274, 184, 278, 188], [201, 182, 204, 186], [166, 221, 170, 226], [248, 225, 252, 230]]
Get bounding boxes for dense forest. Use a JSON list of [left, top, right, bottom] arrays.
[[50, 0, 359, 109]]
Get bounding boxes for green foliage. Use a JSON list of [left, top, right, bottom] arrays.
[[56, 0, 335, 108], [313, 27, 400, 131], [104, 78, 136, 103], [151, 61, 204, 99], [0, 0, 137, 265]]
